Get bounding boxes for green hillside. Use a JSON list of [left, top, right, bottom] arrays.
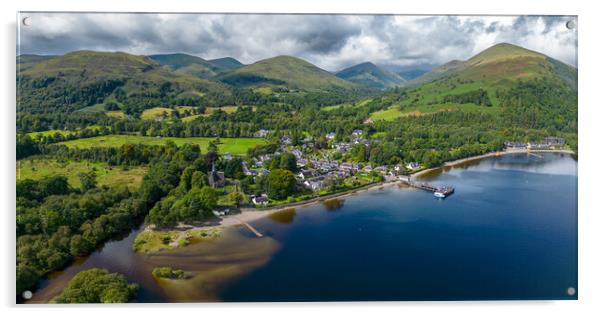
[[412, 43, 576, 87], [17, 51, 233, 115], [148, 53, 225, 79], [371, 43, 577, 132], [207, 57, 244, 71], [336, 62, 406, 90], [217, 55, 361, 92]]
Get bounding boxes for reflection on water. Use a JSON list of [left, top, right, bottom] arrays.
[[321, 198, 345, 212], [144, 229, 280, 302], [30, 226, 280, 303], [269, 208, 297, 224]]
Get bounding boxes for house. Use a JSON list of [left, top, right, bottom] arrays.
[[258, 169, 270, 177], [255, 129, 270, 138], [543, 137, 565, 146], [223, 152, 233, 161], [334, 142, 350, 153], [406, 162, 420, 170], [304, 177, 325, 191], [374, 166, 388, 174], [252, 194, 269, 205], [208, 164, 225, 188], [352, 129, 363, 138], [297, 169, 318, 180], [505, 141, 528, 151], [340, 162, 358, 174], [296, 158, 308, 167], [325, 132, 336, 141], [291, 149, 303, 159], [281, 136, 292, 145]]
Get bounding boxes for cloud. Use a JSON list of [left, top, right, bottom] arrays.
[[18, 13, 577, 71]]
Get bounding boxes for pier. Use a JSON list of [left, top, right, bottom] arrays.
[[234, 217, 264, 237], [399, 176, 455, 198]]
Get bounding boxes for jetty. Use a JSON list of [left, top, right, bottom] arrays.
[[234, 217, 264, 237], [399, 176, 455, 198]]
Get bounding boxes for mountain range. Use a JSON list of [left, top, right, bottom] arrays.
[[17, 42, 577, 116]]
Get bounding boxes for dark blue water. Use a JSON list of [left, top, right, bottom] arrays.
[[220, 153, 577, 301]]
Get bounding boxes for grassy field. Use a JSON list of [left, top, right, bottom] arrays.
[[321, 98, 373, 112], [75, 103, 107, 113], [133, 227, 221, 253], [17, 158, 147, 190], [58, 135, 266, 155], [140, 106, 198, 120], [26, 125, 108, 138], [370, 102, 500, 121], [106, 111, 126, 118]]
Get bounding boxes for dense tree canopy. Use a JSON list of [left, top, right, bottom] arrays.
[[51, 268, 138, 303]]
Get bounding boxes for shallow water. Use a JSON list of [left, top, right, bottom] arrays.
[[30, 152, 577, 302]]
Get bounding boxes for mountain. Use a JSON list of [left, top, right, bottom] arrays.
[[396, 69, 429, 80], [148, 53, 224, 79], [148, 54, 245, 79], [18, 51, 232, 114], [217, 55, 360, 91], [17, 54, 57, 72], [335, 62, 406, 90], [411, 43, 576, 89], [207, 57, 244, 71], [375, 43, 577, 132], [408, 60, 465, 86]]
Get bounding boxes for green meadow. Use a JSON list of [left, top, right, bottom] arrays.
[[370, 102, 501, 121], [17, 158, 147, 190], [58, 135, 267, 155]]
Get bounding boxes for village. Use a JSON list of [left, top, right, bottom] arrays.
[[211, 131, 568, 210]]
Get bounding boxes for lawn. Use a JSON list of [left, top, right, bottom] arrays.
[[58, 135, 267, 155], [17, 158, 147, 190]]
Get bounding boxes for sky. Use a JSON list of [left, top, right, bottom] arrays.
[[17, 13, 578, 72]]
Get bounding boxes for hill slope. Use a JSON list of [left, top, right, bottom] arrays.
[[207, 57, 244, 71], [18, 51, 232, 114], [371, 43, 577, 132], [336, 62, 406, 90], [148, 53, 227, 79], [412, 43, 576, 88], [217, 55, 361, 92]]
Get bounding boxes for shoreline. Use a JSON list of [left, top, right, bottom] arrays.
[[155, 149, 575, 234], [410, 149, 575, 179], [215, 181, 395, 229]]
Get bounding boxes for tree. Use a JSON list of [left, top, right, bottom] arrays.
[[78, 171, 98, 191], [266, 169, 296, 200], [51, 268, 138, 303], [279, 153, 297, 172], [228, 191, 245, 208]]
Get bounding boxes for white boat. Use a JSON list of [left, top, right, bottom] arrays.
[[434, 192, 446, 198]]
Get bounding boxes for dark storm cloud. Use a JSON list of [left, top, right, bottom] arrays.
[[18, 13, 577, 71]]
